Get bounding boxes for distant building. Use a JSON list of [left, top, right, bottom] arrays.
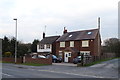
[[37, 33, 60, 55], [55, 28, 101, 63]]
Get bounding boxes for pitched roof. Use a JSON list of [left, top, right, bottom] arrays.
[[56, 29, 99, 42], [39, 36, 60, 44]]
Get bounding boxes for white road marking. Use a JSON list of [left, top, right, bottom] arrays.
[[38, 70, 104, 78], [2, 73, 13, 77]]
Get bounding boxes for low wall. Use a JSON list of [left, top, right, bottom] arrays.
[[25, 57, 52, 65], [2, 56, 52, 65], [2, 57, 22, 63]]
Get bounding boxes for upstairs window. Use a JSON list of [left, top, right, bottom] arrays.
[[70, 41, 74, 47], [46, 44, 51, 49], [82, 40, 89, 47], [60, 42, 65, 47], [40, 44, 44, 49]]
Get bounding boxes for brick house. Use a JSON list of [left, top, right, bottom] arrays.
[[55, 28, 101, 63], [37, 33, 60, 55]]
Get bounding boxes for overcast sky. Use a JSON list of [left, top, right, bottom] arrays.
[[0, 0, 119, 43]]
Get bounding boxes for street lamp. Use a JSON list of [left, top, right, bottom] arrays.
[[13, 18, 17, 64]]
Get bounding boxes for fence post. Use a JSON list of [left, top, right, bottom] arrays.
[[23, 56, 25, 63]]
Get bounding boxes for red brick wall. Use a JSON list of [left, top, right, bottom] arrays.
[[68, 52, 78, 63], [2, 57, 22, 63], [56, 39, 101, 55], [25, 57, 52, 65], [56, 39, 101, 63], [52, 42, 56, 55], [2, 57, 52, 65], [74, 41, 80, 50], [93, 32, 101, 56]]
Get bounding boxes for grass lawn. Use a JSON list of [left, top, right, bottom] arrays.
[[84, 57, 120, 67], [21, 63, 50, 66]]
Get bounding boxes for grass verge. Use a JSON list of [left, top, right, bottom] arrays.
[[2, 61, 13, 63], [21, 63, 50, 66], [84, 57, 120, 67], [2, 61, 51, 66]]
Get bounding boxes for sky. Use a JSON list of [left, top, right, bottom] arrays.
[[0, 0, 119, 43]]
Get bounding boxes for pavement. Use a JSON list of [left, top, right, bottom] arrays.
[[52, 62, 77, 66], [2, 58, 119, 79], [90, 58, 119, 69]]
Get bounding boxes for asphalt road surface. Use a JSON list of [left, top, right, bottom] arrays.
[[2, 63, 92, 78], [2, 59, 119, 79]]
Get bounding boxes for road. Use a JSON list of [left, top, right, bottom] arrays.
[[2, 59, 119, 79], [2, 63, 92, 78]]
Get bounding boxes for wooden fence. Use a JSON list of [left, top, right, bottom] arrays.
[[83, 53, 116, 65]]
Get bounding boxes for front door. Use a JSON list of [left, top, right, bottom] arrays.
[[64, 52, 69, 62]]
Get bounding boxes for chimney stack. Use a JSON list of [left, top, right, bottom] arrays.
[[43, 32, 45, 39], [63, 27, 67, 34]]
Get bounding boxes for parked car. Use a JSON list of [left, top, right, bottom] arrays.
[[32, 55, 46, 59], [38, 55, 46, 58], [73, 56, 81, 64], [52, 55, 62, 63], [32, 55, 37, 59], [46, 54, 62, 63]]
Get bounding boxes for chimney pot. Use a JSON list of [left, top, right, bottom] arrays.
[[63, 27, 67, 34], [43, 32, 45, 38]]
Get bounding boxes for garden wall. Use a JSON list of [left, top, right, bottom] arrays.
[[25, 57, 52, 65], [2, 57, 22, 63], [2, 56, 52, 65]]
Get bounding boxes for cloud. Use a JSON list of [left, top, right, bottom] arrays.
[[0, 0, 119, 43]]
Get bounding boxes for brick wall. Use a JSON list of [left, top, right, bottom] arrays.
[[2, 57, 22, 63], [2, 56, 52, 65], [25, 57, 52, 65]]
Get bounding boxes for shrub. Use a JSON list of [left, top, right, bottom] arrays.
[[4, 52, 12, 57]]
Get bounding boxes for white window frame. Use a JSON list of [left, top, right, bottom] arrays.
[[82, 40, 89, 47], [80, 51, 90, 56], [68, 53, 71, 57], [60, 42, 65, 47], [39, 44, 44, 49], [46, 44, 51, 49], [70, 41, 74, 47]]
